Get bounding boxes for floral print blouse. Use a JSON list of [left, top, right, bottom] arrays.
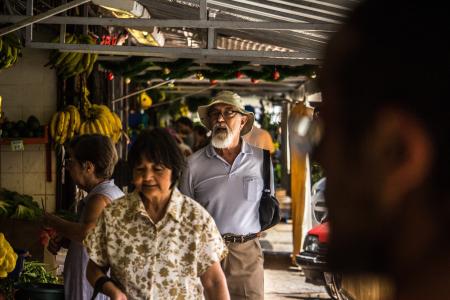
[[84, 188, 227, 300]]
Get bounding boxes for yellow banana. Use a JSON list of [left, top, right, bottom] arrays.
[[94, 119, 106, 135], [79, 121, 87, 135], [89, 120, 97, 134], [49, 112, 59, 139], [56, 111, 65, 137], [112, 112, 123, 131], [59, 111, 71, 144]]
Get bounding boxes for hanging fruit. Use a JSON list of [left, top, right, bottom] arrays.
[[210, 79, 218, 85], [138, 92, 153, 110], [272, 69, 280, 80], [235, 71, 244, 79], [0, 33, 23, 71], [196, 72, 204, 80], [107, 72, 114, 81], [251, 78, 259, 84], [45, 33, 98, 79]]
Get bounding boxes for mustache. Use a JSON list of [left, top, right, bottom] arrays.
[[213, 124, 229, 134]]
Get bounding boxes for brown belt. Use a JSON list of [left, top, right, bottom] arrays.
[[222, 232, 261, 243]]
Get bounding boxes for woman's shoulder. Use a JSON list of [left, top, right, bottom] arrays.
[[102, 193, 132, 216]]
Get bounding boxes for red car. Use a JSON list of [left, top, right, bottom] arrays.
[[296, 222, 344, 300]]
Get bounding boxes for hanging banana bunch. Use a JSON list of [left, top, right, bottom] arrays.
[[45, 33, 98, 79], [78, 86, 123, 143], [49, 105, 81, 145], [0, 33, 22, 70]]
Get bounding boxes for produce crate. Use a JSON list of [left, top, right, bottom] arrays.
[[0, 218, 44, 261]]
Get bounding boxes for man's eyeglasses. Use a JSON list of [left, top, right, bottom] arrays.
[[208, 109, 241, 120]]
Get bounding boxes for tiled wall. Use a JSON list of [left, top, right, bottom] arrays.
[[0, 48, 57, 212]]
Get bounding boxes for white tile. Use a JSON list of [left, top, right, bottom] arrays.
[[45, 179, 56, 196], [2, 105, 22, 121], [45, 195, 56, 213], [23, 150, 45, 172], [1, 145, 13, 152], [1, 151, 22, 172], [1, 173, 23, 193], [24, 144, 45, 151], [22, 106, 44, 124], [23, 173, 46, 195]]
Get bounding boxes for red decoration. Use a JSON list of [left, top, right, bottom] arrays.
[[235, 71, 244, 79], [107, 72, 114, 81], [272, 70, 280, 80], [210, 79, 218, 85], [251, 78, 259, 84]]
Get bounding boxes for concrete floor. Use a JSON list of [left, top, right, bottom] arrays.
[[261, 222, 330, 300]]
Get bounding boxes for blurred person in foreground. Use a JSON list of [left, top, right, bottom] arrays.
[[312, 0, 450, 299], [84, 128, 229, 300], [43, 134, 124, 300]]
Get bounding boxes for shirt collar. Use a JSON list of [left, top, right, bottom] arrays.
[[206, 138, 253, 158], [130, 188, 183, 223]]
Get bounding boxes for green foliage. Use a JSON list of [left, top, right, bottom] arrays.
[[311, 161, 324, 186], [0, 278, 14, 300], [100, 58, 318, 82]]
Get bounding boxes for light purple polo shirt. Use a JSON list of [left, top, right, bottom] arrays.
[[179, 140, 274, 235]]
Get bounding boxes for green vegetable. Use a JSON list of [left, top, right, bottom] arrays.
[[19, 261, 60, 285], [0, 200, 11, 216]]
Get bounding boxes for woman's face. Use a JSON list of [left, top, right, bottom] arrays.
[[132, 157, 173, 201], [66, 152, 87, 187]]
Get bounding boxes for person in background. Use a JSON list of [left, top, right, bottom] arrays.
[[180, 91, 274, 300], [166, 127, 193, 157], [43, 134, 124, 300], [243, 105, 275, 154], [85, 128, 229, 300], [311, 0, 450, 298], [175, 116, 194, 149], [192, 123, 210, 152]]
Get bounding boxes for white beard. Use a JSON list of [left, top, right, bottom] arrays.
[[211, 126, 234, 148]]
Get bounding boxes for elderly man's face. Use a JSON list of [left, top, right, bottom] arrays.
[[208, 103, 247, 148]]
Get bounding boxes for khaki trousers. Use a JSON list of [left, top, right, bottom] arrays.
[[221, 238, 264, 300]]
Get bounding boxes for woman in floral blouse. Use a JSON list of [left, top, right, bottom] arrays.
[[84, 128, 229, 300]]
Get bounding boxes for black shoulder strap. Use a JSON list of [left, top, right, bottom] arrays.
[[263, 149, 271, 193]]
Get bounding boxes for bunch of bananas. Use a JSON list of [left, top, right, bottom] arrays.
[[80, 104, 122, 143], [0, 233, 18, 278], [0, 33, 22, 70], [45, 33, 98, 79], [49, 105, 81, 145]]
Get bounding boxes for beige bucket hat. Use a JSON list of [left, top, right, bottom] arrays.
[[198, 91, 255, 135]]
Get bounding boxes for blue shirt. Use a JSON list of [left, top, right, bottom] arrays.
[[179, 140, 274, 235]]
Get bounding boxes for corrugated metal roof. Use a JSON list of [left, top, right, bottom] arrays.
[[140, 0, 358, 59]]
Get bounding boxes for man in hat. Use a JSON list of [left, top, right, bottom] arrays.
[[180, 90, 273, 300]]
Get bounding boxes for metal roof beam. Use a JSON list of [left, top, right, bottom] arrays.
[[0, 0, 91, 37], [27, 41, 321, 59], [0, 15, 337, 31]]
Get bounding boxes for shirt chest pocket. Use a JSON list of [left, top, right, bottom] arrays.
[[244, 176, 261, 202]]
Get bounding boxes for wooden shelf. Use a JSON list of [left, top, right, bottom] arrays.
[[0, 125, 48, 145]]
